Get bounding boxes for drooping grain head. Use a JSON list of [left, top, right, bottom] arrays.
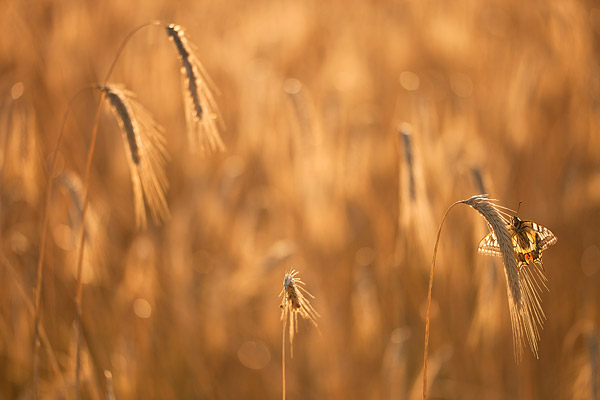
[[462, 196, 520, 302], [58, 170, 106, 283], [98, 84, 170, 228], [165, 24, 225, 154], [279, 269, 319, 357], [464, 194, 553, 362]]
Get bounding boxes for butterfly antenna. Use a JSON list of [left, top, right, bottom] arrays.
[[516, 201, 522, 216]]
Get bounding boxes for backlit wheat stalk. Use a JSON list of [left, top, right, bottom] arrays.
[[462, 195, 548, 361], [98, 84, 170, 227], [279, 269, 319, 400], [166, 24, 224, 153], [423, 195, 549, 399], [280, 269, 320, 356]]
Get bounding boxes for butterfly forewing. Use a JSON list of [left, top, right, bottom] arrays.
[[477, 232, 503, 257]]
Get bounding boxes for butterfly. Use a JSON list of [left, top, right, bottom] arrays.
[[478, 216, 557, 270]]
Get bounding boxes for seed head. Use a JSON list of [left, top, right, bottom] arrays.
[[279, 269, 319, 357]]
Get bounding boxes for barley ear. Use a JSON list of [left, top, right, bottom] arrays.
[[461, 196, 523, 359], [461, 194, 546, 362], [98, 84, 170, 228], [165, 24, 225, 154]]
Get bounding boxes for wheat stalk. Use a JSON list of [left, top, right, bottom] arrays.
[[423, 195, 538, 399], [98, 84, 170, 228], [462, 195, 549, 361], [72, 23, 157, 399], [34, 22, 166, 398], [34, 87, 91, 399], [279, 269, 319, 400], [36, 20, 221, 398], [166, 24, 224, 153]]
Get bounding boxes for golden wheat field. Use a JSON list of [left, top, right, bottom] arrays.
[[1, 0, 599, 399]]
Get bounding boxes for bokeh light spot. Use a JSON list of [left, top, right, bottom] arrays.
[[399, 71, 420, 91], [11, 82, 24, 100], [237, 341, 271, 370], [133, 298, 152, 318]]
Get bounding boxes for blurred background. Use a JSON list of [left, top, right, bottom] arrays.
[[1, 0, 599, 398]]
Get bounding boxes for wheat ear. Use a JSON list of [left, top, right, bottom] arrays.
[[463, 195, 550, 361], [166, 24, 224, 153], [279, 269, 320, 400], [98, 84, 170, 228]]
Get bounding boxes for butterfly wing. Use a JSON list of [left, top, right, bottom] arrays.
[[477, 231, 503, 257], [478, 219, 557, 269], [522, 221, 558, 251], [511, 221, 557, 271]]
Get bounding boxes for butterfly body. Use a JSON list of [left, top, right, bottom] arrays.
[[478, 216, 557, 270]]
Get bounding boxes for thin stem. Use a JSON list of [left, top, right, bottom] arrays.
[[422, 200, 462, 400], [282, 318, 287, 400], [74, 95, 103, 399], [74, 21, 159, 399], [101, 22, 160, 84], [33, 86, 91, 400]]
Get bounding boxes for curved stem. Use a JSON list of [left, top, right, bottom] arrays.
[[422, 200, 462, 400], [101, 21, 160, 83]]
